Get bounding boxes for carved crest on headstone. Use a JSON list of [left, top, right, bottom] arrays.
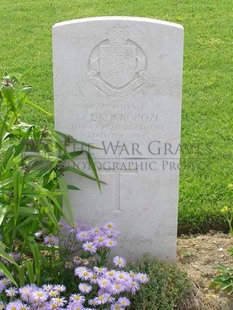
[[86, 25, 150, 98]]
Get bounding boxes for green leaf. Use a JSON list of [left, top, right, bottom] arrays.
[[0, 115, 10, 149], [0, 261, 18, 286], [0, 247, 18, 266], [25, 99, 52, 116], [14, 126, 34, 156], [64, 166, 104, 183], [28, 237, 41, 285], [25, 260, 35, 284], [67, 184, 80, 190], [57, 176, 74, 226], [22, 190, 60, 197], [55, 131, 101, 149], [1, 85, 16, 114], [15, 215, 38, 230], [0, 177, 13, 188], [16, 86, 32, 111], [18, 265, 25, 286], [61, 150, 84, 161], [23, 156, 57, 176], [213, 274, 231, 282], [0, 205, 7, 225], [220, 281, 233, 291], [87, 153, 101, 191], [48, 193, 67, 223], [37, 196, 59, 227], [13, 168, 24, 226], [1, 146, 16, 173]]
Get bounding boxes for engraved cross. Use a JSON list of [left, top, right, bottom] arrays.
[[100, 150, 138, 213]]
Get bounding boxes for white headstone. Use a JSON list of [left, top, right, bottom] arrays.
[[53, 17, 184, 261]]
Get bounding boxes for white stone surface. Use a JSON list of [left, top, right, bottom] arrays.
[[53, 17, 184, 261]]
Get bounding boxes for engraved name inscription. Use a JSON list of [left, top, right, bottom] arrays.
[[71, 111, 162, 140]]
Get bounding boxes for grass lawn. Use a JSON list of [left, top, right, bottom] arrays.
[[0, 0, 232, 234]]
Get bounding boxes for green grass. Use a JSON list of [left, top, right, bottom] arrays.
[[0, 0, 232, 234]]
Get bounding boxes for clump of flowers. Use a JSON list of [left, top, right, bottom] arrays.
[[0, 222, 149, 309]]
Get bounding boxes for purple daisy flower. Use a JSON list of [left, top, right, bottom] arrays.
[[44, 235, 59, 246], [82, 241, 97, 254], [113, 256, 126, 268], [78, 283, 92, 294]]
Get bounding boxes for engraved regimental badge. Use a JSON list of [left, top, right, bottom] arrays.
[[86, 25, 150, 98]]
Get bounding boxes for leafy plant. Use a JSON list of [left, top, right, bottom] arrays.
[[210, 246, 233, 296], [0, 74, 100, 286], [126, 256, 193, 310], [210, 263, 233, 295]]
